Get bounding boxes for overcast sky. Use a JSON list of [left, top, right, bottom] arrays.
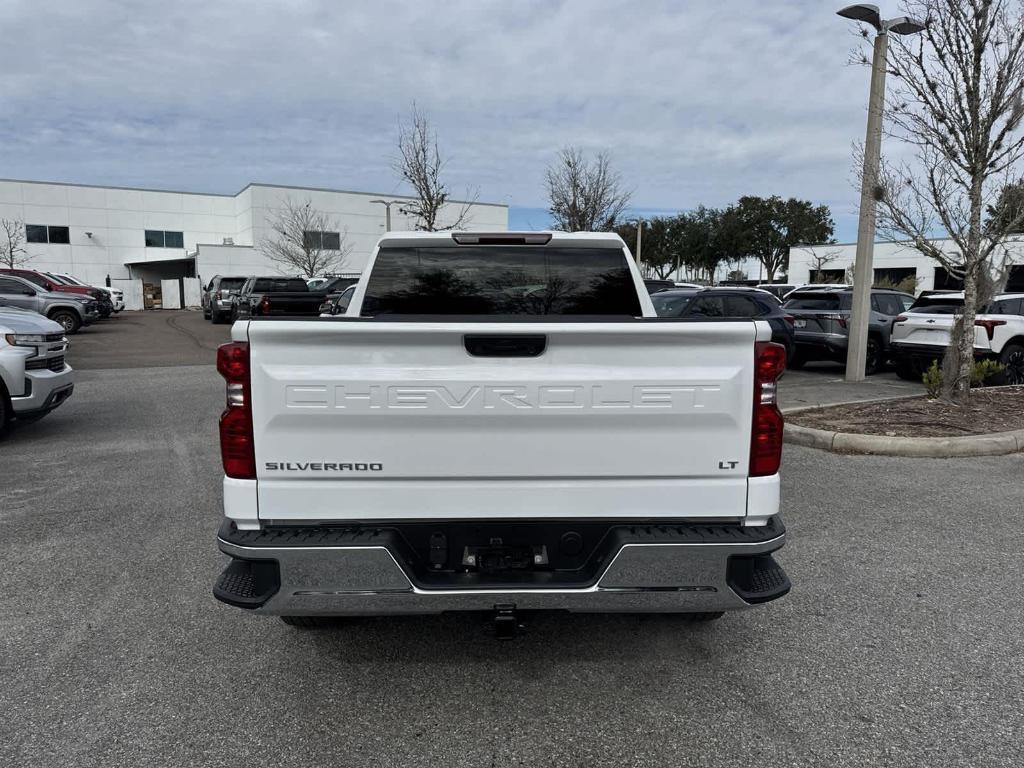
[[0, 0, 881, 240]]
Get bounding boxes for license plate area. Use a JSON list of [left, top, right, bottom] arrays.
[[793, 319, 807, 328], [462, 540, 549, 572]]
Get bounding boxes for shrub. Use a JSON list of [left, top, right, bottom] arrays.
[[921, 358, 1006, 397], [971, 358, 1006, 386], [922, 360, 943, 398]]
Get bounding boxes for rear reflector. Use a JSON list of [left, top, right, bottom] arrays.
[[750, 342, 787, 478], [217, 342, 255, 479]]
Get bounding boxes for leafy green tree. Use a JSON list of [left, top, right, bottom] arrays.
[[728, 196, 834, 283], [614, 216, 679, 278]]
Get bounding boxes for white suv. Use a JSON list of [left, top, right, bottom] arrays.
[[890, 292, 1024, 383]]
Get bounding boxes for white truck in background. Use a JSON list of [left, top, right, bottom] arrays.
[[212, 232, 790, 635]]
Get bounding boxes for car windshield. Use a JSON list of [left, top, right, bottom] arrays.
[[360, 246, 641, 316], [651, 292, 696, 316]]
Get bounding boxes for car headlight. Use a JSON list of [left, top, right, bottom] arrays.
[[4, 333, 49, 346]]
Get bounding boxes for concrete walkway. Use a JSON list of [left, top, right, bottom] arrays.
[[779, 362, 922, 411]]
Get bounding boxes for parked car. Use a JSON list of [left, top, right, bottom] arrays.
[[756, 284, 796, 300], [212, 231, 790, 628], [651, 288, 796, 360], [47, 272, 124, 312], [0, 268, 113, 317], [319, 284, 357, 316], [890, 292, 1024, 383], [782, 283, 851, 300], [782, 287, 914, 374], [0, 274, 100, 333], [0, 305, 74, 433], [203, 275, 247, 324], [643, 278, 676, 294], [232, 276, 324, 320]]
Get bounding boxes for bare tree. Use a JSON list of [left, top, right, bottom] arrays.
[[394, 103, 475, 231], [807, 248, 842, 282], [0, 218, 29, 268], [858, 0, 1024, 401], [258, 199, 351, 278], [545, 147, 631, 231]]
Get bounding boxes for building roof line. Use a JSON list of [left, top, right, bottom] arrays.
[[793, 234, 1024, 249], [0, 177, 507, 209]]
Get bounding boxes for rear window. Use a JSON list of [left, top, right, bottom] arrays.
[[651, 292, 696, 316], [906, 305, 961, 314], [252, 278, 308, 293], [218, 277, 246, 290], [909, 295, 964, 311], [360, 246, 642, 316], [783, 293, 847, 310]]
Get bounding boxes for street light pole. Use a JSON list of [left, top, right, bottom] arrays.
[[838, 5, 925, 382], [845, 30, 889, 382], [370, 199, 407, 231]]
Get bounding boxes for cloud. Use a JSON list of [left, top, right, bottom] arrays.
[[0, 0, 881, 238]]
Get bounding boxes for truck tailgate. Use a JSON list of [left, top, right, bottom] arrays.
[[246, 320, 763, 521]]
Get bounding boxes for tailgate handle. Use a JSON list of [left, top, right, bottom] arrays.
[[464, 334, 546, 357]]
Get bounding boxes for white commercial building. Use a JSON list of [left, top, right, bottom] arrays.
[[789, 236, 1024, 294], [0, 179, 508, 309]]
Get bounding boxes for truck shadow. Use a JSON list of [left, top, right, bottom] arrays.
[[286, 611, 755, 665]]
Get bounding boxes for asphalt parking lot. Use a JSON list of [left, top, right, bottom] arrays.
[[2, 312, 1021, 767]]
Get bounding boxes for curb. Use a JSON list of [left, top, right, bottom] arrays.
[[784, 421, 1024, 457]]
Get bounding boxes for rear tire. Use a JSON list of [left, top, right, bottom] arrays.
[[210, 308, 222, 324], [48, 309, 81, 334], [998, 343, 1024, 385], [203, 307, 211, 320], [864, 336, 883, 376], [895, 356, 919, 381], [279, 615, 337, 628]]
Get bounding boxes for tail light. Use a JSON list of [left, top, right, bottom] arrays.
[[822, 313, 847, 328], [783, 314, 795, 326], [750, 341, 787, 477], [894, 315, 908, 324], [258, 295, 271, 315], [975, 318, 1006, 341], [217, 342, 255, 479]]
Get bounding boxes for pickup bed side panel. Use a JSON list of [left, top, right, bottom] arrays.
[[247, 320, 762, 522]]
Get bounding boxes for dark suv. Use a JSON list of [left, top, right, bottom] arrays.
[[650, 288, 796, 360], [782, 288, 914, 374]]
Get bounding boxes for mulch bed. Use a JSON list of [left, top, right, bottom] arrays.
[[788, 387, 1024, 438]]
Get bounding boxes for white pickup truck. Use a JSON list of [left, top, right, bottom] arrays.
[[212, 232, 790, 633]]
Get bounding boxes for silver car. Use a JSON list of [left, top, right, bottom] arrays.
[[0, 274, 99, 333], [0, 306, 74, 432]]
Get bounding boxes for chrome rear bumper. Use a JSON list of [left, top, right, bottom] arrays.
[[215, 518, 789, 616]]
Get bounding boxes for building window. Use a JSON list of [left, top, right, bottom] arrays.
[[873, 267, 917, 289], [303, 230, 342, 250], [146, 230, 184, 248], [810, 268, 845, 283], [25, 225, 70, 244]]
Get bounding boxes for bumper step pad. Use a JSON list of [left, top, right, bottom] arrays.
[[213, 559, 280, 609], [726, 553, 791, 604]]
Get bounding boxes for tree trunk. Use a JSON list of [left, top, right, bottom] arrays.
[[947, 175, 985, 404]]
